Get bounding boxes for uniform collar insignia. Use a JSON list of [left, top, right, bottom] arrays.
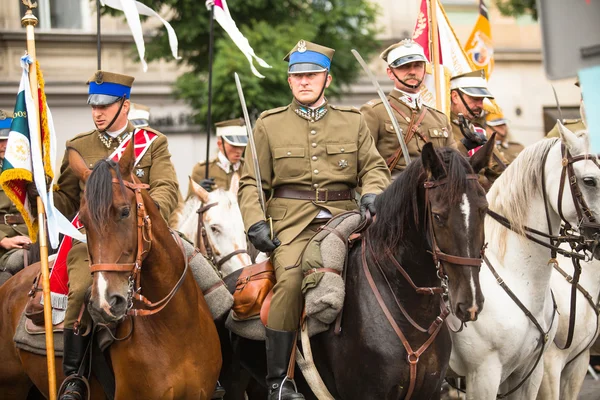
[[98, 130, 130, 149], [394, 88, 421, 110], [293, 100, 328, 122]]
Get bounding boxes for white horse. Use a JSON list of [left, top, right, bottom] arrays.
[[537, 243, 600, 400], [448, 126, 600, 399], [170, 174, 252, 276]]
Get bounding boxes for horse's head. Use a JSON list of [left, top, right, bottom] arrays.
[[373, 139, 494, 322], [547, 125, 600, 257], [69, 141, 153, 324], [181, 174, 251, 275]]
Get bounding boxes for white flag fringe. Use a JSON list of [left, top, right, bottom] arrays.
[[101, 0, 182, 72], [21, 56, 86, 247], [209, 0, 272, 78]]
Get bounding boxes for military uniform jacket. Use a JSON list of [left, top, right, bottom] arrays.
[[238, 100, 390, 246], [546, 119, 586, 138], [360, 90, 456, 172], [495, 141, 524, 165], [53, 122, 179, 222], [188, 156, 245, 198], [0, 185, 27, 243]]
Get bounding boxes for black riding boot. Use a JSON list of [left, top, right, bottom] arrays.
[[265, 327, 305, 400], [59, 328, 90, 400]]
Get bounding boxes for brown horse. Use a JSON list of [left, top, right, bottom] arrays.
[[0, 140, 221, 399]]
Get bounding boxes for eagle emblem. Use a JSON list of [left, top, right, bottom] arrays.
[[0, 110, 5, 120], [297, 40, 307, 53], [95, 71, 104, 85]]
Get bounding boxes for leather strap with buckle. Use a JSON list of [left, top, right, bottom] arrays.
[[273, 187, 354, 203], [2, 213, 25, 225]]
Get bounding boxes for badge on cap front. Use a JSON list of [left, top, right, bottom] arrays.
[[297, 40, 307, 53], [95, 71, 103, 85], [0, 110, 5, 120]]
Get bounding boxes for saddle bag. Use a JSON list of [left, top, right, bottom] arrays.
[[232, 260, 275, 321], [25, 272, 45, 326]]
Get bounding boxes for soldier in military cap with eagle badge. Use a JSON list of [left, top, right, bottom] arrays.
[[238, 40, 389, 400]]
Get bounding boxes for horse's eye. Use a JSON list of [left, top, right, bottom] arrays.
[[120, 207, 131, 219], [583, 177, 596, 187], [210, 225, 220, 234], [433, 213, 443, 223]]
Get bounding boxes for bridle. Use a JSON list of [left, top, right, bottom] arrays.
[[196, 202, 249, 272], [360, 172, 485, 400], [88, 173, 189, 317]]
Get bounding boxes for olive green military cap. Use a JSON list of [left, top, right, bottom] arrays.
[[87, 70, 135, 106], [450, 69, 494, 99], [284, 40, 335, 74]]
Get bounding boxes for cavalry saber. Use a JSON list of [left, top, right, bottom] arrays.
[[351, 49, 411, 165], [234, 72, 266, 213]]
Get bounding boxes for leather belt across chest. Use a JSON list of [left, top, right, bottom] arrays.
[[273, 187, 354, 202], [0, 213, 25, 225]]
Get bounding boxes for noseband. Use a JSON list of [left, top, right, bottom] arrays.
[[196, 202, 248, 271], [88, 173, 189, 317]]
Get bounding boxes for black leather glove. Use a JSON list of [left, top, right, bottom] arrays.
[[199, 178, 216, 192], [458, 114, 487, 151], [359, 194, 377, 219], [247, 221, 281, 253]]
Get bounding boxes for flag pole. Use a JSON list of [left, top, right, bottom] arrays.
[[21, 2, 57, 399], [97, 0, 102, 70], [429, 0, 443, 110], [204, 0, 215, 180]]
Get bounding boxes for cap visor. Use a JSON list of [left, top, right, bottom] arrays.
[[222, 135, 248, 146], [459, 87, 494, 99], [88, 94, 121, 106], [390, 55, 427, 68], [130, 119, 149, 128], [486, 119, 508, 127], [288, 63, 327, 74], [0, 128, 10, 139]]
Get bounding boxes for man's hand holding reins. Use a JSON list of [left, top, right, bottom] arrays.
[[248, 220, 281, 253]]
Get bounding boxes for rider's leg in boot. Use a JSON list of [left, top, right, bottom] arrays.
[[60, 328, 90, 400], [265, 327, 304, 400]]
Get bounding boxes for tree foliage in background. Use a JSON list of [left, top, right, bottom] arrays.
[[108, 0, 380, 128], [495, 0, 538, 20]]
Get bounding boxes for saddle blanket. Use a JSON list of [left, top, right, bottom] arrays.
[[14, 310, 64, 357]]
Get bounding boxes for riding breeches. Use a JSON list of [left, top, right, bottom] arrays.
[[268, 219, 326, 331], [64, 240, 92, 331]]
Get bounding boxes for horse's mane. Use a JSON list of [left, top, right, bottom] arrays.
[[487, 138, 559, 257], [370, 147, 473, 252], [85, 159, 126, 229]]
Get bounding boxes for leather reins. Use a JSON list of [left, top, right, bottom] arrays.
[[196, 202, 249, 271], [361, 173, 484, 400], [89, 174, 189, 317]]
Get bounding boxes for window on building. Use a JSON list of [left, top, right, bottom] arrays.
[[20, 0, 86, 30]]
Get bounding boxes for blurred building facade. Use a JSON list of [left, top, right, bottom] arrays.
[[0, 1, 581, 195]]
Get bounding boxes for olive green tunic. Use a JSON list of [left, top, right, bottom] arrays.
[[188, 157, 245, 198], [360, 90, 456, 174], [0, 181, 28, 273], [238, 100, 390, 330], [54, 122, 180, 330], [546, 119, 587, 138]]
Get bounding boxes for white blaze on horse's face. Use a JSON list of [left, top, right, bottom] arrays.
[[547, 125, 600, 232]]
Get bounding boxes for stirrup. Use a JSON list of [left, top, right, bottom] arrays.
[[57, 374, 91, 400], [273, 376, 303, 400], [211, 381, 226, 399]]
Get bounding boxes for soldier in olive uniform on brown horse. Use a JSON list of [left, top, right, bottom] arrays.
[[51, 71, 180, 400], [189, 118, 248, 196], [238, 40, 390, 399], [360, 39, 456, 180], [0, 110, 31, 285]]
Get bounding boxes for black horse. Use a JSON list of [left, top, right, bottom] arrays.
[[218, 141, 494, 399]]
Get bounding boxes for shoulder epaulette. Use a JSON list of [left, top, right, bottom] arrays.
[[68, 129, 96, 143], [423, 104, 446, 115], [140, 126, 165, 137], [330, 105, 360, 113], [362, 99, 383, 108], [260, 105, 290, 119]]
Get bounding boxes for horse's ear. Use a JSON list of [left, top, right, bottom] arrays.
[[229, 172, 240, 197], [469, 132, 496, 174], [67, 147, 91, 183], [421, 142, 445, 180], [118, 138, 135, 178], [189, 176, 209, 204], [558, 120, 586, 154]]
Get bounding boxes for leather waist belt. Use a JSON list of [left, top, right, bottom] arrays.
[[1, 214, 25, 225], [273, 187, 354, 203]]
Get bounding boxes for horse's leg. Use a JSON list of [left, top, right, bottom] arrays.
[[464, 359, 503, 400], [536, 348, 561, 400], [503, 358, 545, 400], [559, 350, 590, 400]]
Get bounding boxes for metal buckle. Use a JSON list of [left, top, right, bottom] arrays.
[[315, 188, 328, 203], [4, 214, 12, 225]]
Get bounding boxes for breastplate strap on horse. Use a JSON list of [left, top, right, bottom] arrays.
[[88, 175, 189, 317], [360, 174, 484, 400]]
